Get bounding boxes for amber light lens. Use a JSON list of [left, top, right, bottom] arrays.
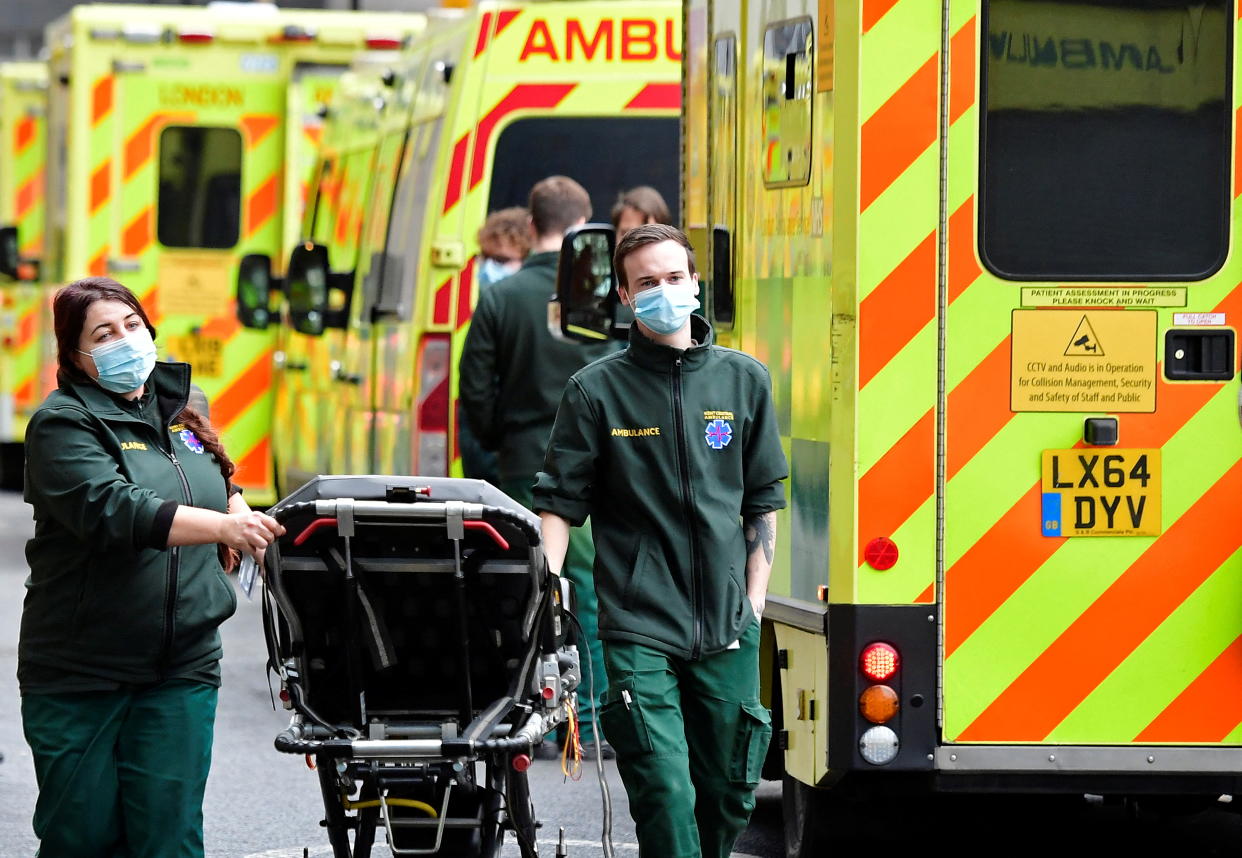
[[860, 642, 899, 682], [859, 684, 899, 724]]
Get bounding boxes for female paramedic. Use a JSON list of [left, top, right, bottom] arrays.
[[18, 276, 284, 857], [534, 224, 788, 857]]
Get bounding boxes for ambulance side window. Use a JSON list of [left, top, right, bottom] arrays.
[[157, 126, 242, 249], [979, 0, 1231, 280], [709, 34, 738, 328], [761, 18, 813, 188]]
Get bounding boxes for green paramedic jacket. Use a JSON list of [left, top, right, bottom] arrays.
[[18, 362, 236, 693], [533, 316, 788, 660]]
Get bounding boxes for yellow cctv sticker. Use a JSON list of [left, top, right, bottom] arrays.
[[1011, 310, 1156, 412], [157, 253, 231, 318]]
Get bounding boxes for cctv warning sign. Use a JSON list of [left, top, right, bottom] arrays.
[[1011, 310, 1156, 413]]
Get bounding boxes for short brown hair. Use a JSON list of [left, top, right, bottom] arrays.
[[477, 206, 530, 258], [610, 186, 671, 231], [613, 223, 696, 290], [529, 176, 591, 238]]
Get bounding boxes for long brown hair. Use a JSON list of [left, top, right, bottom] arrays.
[[53, 277, 238, 568]]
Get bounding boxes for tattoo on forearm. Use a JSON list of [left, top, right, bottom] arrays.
[[744, 513, 775, 565]]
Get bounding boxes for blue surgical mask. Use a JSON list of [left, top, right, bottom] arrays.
[[478, 257, 520, 287], [631, 281, 700, 335], [79, 326, 157, 394]]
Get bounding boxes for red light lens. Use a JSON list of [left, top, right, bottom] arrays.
[[178, 31, 214, 44], [366, 36, 402, 49], [860, 642, 899, 681]]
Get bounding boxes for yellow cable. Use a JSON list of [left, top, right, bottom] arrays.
[[341, 796, 438, 817]]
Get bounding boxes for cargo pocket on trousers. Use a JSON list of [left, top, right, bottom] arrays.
[[599, 677, 654, 757], [729, 700, 772, 786]]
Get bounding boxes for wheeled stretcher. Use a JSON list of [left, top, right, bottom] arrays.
[[260, 475, 580, 857]]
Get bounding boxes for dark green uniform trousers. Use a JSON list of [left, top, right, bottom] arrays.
[[503, 478, 607, 742], [21, 680, 218, 858], [601, 618, 771, 858]]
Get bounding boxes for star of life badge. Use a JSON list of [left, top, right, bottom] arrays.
[[179, 428, 205, 454], [705, 418, 733, 450]]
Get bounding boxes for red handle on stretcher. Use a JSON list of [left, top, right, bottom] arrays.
[[293, 517, 338, 546], [290, 516, 508, 550]]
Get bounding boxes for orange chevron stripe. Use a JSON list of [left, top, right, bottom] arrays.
[[945, 282, 1242, 657], [90, 160, 111, 214], [860, 53, 939, 212], [947, 197, 980, 302], [959, 458, 1242, 742], [15, 378, 33, 408], [863, 0, 902, 32], [247, 174, 280, 237], [241, 114, 280, 149], [857, 409, 935, 565], [124, 116, 161, 179], [1235, 110, 1242, 198], [14, 115, 36, 154], [15, 168, 43, 219], [15, 306, 37, 348], [859, 230, 936, 388], [949, 17, 976, 125], [1135, 634, 1242, 742], [946, 338, 1011, 480], [232, 436, 272, 490], [200, 313, 242, 340], [91, 76, 113, 126], [89, 250, 108, 277], [211, 350, 272, 430], [122, 208, 153, 256], [915, 582, 934, 603]]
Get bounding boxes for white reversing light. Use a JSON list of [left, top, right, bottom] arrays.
[[859, 725, 899, 765]]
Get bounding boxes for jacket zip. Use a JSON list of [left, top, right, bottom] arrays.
[[672, 356, 704, 659], [158, 444, 194, 677]]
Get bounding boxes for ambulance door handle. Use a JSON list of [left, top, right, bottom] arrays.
[[284, 361, 308, 372], [335, 369, 363, 386]]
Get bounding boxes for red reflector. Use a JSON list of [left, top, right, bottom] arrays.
[[279, 689, 290, 702], [366, 36, 402, 49], [512, 753, 532, 772], [541, 686, 555, 700], [860, 642, 899, 682], [178, 31, 214, 43], [864, 537, 899, 571]]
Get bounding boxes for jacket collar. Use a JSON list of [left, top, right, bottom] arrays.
[[521, 250, 560, 271], [625, 314, 714, 373], [62, 361, 192, 425]]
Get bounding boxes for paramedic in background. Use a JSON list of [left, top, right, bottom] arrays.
[[19, 277, 284, 857], [611, 185, 672, 239], [533, 224, 787, 857], [459, 176, 616, 755], [460, 206, 532, 484]]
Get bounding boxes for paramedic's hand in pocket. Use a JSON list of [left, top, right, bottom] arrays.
[[220, 511, 284, 560]]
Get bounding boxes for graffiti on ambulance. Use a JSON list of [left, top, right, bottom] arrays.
[[519, 18, 681, 62]]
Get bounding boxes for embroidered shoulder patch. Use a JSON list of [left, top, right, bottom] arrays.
[[705, 419, 733, 450], [179, 429, 205, 454]]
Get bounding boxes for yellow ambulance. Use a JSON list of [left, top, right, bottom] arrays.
[[0, 61, 48, 487], [44, 3, 425, 503], [557, 0, 1242, 851], [246, 0, 682, 494]]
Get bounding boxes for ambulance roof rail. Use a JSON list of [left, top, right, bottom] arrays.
[[206, 2, 280, 15]]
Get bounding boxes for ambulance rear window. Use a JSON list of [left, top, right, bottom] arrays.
[[485, 117, 680, 225], [979, 0, 1231, 281], [157, 126, 242, 249]]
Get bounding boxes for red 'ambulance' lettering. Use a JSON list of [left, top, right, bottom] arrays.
[[519, 18, 681, 62]]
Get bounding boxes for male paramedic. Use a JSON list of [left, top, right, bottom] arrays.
[[533, 224, 788, 857], [460, 176, 616, 753]]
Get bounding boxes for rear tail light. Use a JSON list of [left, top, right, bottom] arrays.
[[415, 334, 449, 476], [858, 684, 899, 724], [365, 35, 404, 50], [178, 30, 215, 44], [860, 642, 899, 682]]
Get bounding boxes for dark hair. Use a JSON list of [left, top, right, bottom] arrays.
[[610, 186, 671, 231], [529, 176, 591, 238], [477, 206, 531, 258], [53, 277, 239, 569], [613, 223, 697, 289]]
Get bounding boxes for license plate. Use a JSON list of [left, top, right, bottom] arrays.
[[165, 334, 224, 378], [1040, 448, 1161, 537]]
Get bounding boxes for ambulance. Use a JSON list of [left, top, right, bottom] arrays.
[[43, 3, 426, 503], [0, 62, 48, 487], [555, 0, 1242, 850], [244, 0, 682, 494]]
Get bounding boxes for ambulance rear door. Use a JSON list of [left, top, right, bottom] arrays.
[[939, 0, 1242, 767]]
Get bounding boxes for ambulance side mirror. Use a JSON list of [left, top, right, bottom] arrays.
[[552, 224, 625, 343], [0, 226, 19, 279], [237, 253, 284, 330], [287, 243, 331, 337]]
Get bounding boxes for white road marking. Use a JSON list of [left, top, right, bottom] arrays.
[[249, 839, 762, 857]]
